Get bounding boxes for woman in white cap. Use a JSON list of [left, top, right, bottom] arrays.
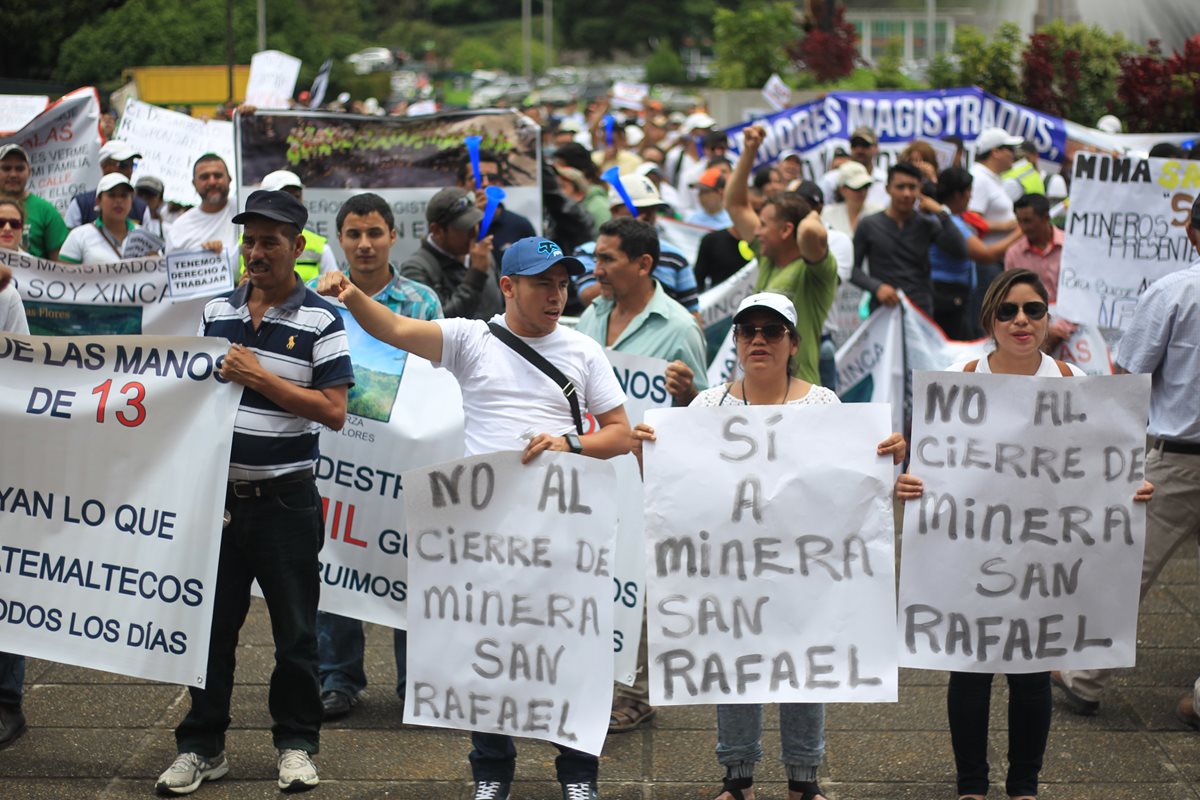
[[58, 173, 148, 263], [632, 291, 906, 800]]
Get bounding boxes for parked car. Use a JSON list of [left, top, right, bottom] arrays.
[[346, 47, 395, 75]]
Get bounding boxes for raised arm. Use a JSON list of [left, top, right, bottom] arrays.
[[726, 125, 765, 243], [316, 272, 444, 362]]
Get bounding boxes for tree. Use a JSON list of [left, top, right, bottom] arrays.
[[951, 22, 1022, 100], [2, 0, 122, 82], [645, 41, 687, 85], [1020, 21, 1131, 126], [712, 0, 798, 89], [1117, 35, 1200, 133], [789, 1, 857, 83]]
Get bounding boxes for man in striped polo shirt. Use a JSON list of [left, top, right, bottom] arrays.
[[156, 190, 354, 796]]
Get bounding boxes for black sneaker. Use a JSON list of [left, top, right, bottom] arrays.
[[472, 781, 511, 800], [0, 704, 26, 750], [320, 689, 355, 720], [562, 782, 599, 800]]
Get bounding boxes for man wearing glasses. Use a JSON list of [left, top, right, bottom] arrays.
[[400, 187, 502, 320], [458, 150, 535, 266]]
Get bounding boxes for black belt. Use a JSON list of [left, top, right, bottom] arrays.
[[227, 468, 314, 499], [1155, 438, 1200, 456]]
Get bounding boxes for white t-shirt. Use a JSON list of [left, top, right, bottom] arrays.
[[0, 284, 28, 334], [165, 202, 237, 257], [59, 222, 138, 264], [948, 351, 1085, 377], [434, 315, 628, 457], [691, 382, 839, 407], [968, 162, 1016, 248]]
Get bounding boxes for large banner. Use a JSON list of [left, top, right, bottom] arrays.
[[0, 87, 102, 216], [402, 452, 618, 755], [725, 88, 1069, 182], [643, 404, 898, 705], [899, 371, 1150, 672], [1055, 154, 1199, 335], [0, 334, 240, 685], [236, 109, 543, 267], [118, 100, 239, 206]]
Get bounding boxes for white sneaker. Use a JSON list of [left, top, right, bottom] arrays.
[[155, 752, 229, 795], [277, 748, 319, 792]]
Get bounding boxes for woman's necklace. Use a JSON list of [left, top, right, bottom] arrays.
[[741, 377, 791, 406]]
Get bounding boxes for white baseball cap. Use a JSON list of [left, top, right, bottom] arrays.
[[261, 169, 304, 192], [837, 161, 874, 190], [98, 140, 141, 162], [975, 127, 1023, 155], [1096, 114, 1123, 135], [682, 112, 716, 132], [97, 173, 133, 194], [607, 173, 662, 210], [733, 292, 797, 328]]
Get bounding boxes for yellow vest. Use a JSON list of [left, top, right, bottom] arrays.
[[237, 228, 327, 283], [1002, 161, 1046, 196]]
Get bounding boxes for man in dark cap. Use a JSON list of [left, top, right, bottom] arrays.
[[400, 186, 502, 319], [155, 190, 354, 796]]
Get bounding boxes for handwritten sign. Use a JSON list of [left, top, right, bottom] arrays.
[[0, 335, 240, 685], [899, 371, 1150, 672], [761, 74, 791, 113], [244, 50, 302, 109], [165, 250, 232, 301], [402, 451, 617, 755], [611, 82, 650, 112], [643, 404, 898, 705], [0, 88, 101, 216], [0, 95, 49, 134]]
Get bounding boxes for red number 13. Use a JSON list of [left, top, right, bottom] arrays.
[[92, 379, 147, 427]]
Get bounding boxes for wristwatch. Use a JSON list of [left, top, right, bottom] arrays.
[[564, 433, 583, 454]]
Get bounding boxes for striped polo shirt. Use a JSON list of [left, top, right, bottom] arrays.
[[201, 277, 354, 480]]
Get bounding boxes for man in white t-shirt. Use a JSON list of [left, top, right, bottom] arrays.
[[317, 236, 631, 800], [165, 153, 238, 259], [967, 127, 1023, 336]]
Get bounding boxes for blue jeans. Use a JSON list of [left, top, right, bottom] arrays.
[[316, 611, 406, 699], [716, 702, 825, 782], [470, 731, 598, 784], [174, 476, 324, 757], [0, 653, 24, 706]]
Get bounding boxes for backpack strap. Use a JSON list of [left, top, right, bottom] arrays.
[[1055, 359, 1073, 377], [487, 322, 584, 435], [964, 359, 979, 373]]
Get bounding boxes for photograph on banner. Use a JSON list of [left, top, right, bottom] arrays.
[[2, 250, 209, 336], [236, 109, 542, 264], [643, 404, 898, 705], [603, 350, 674, 686], [1055, 154, 1199, 335], [310, 353, 463, 630], [0, 335, 240, 686], [0, 87, 101, 216], [401, 451, 618, 756], [899, 371, 1151, 674]]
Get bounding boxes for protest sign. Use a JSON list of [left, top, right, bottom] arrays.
[[603, 350, 674, 685], [724, 88, 1068, 186], [0, 334, 240, 685], [611, 81, 650, 112], [237, 109, 542, 266], [0, 88, 101, 216], [899, 371, 1150, 672], [698, 260, 757, 378], [643, 404, 898, 704], [165, 250, 232, 301], [118, 100, 237, 206], [123, 230, 165, 261], [0, 95, 49, 134], [3, 250, 210, 336], [402, 451, 617, 755], [244, 50, 302, 109], [761, 74, 791, 113], [1055, 154, 1199, 335]]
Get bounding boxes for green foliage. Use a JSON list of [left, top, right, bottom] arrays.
[[712, 0, 798, 89], [925, 54, 958, 88], [451, 38, 505, 72], [1024, 20, 1132, 125], [951, 22, 1022, 99], [645, 41, 687, 85], [874, 36, 907, 88], [3, 0, 122, 82]]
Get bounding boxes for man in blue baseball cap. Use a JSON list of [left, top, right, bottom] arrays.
[[317, 236, 630, 800]]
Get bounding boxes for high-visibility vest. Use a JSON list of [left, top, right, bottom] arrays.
[[1003, 161, 1046, 196], [237, 228, 327, 283]]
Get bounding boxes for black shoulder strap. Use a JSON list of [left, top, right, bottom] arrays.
[[487, 322, 584, 435]]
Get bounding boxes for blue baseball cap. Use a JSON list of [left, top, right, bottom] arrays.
[[501, 236, 585, 277]]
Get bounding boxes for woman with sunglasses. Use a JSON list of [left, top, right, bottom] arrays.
[[896, 268, 1153, 800], [0, 199, 29, 333], [633, 291, 906, 800]]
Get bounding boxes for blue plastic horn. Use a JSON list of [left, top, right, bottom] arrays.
[[464, 135, 483, 189], [602, 166, 638, 219], [478, 185, 506, 240], [603, 115, 615, 147]]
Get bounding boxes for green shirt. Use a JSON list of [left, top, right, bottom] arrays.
[[23, 194, 69, 259], [583, 185, 612, 235], [753, 244, 838, 385], [576, 281, 709, 398]]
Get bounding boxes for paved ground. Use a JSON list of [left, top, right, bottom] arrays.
[[3, 550, 1199, 800]]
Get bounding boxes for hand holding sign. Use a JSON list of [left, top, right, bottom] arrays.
[[478, 185, 506, 241], [464, 135, 483, 189], [602, 167, 638, 219]]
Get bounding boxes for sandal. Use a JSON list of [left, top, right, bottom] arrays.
[[716, 775, 753, 800], [788, 779, 826, 800], [608, 696, 656, 733]]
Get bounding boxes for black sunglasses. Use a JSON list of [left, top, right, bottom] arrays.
[[996, 301, 1048, 322], [0, 218, 23, 230], [734, 323, 790, 342]]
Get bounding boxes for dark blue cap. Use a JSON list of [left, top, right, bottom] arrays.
[[232, 190, 308, 229], [501, 236, 585, 277]]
